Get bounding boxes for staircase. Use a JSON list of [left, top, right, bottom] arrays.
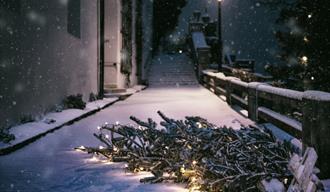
[[104, 84, 126, 94], [148, 53, 199, 87]]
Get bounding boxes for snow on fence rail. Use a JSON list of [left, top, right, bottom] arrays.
[[201, 70, 330, 179]]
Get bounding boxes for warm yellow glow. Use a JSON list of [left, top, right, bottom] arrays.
[[304, 36, 309, 43], [192, 160, 197, 165], [113, 146, 119, 152], [302, 56, 308, 63], [196, 122, 202, 128], [75, 145, 86, 151], [139, 167, 144, 171], [190, 185, 201, 192], [284, 178, 288, 184], [87, 156, 99, 162], [180, 165, 185, 173]]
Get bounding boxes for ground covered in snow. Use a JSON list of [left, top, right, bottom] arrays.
[[0, 87, 254, 192]]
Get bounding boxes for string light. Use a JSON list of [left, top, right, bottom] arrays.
[[196, 122, 202, 128], [105, 134, 109, 139], [97, 126, 101, 130], [308, 14, 312, 18], [303, 36, 309, 43], [301, 56, 308, 64], [99, 146, 105, 150], [75, 145, 86, 151], [192, 160, 197, 165], [180, 165, 186, 173], [89, 156, 99, 162], [115, 121, 119, 125], [113, 146, 118, 152]]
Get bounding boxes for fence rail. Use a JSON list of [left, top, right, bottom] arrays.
[[201, 70, 330, 178]]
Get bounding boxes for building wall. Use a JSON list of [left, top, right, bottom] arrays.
[[0, 0, 98, 127], [105, 0, 152, 88]]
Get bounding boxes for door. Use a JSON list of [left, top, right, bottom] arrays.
[[103, 0, 120, 90]]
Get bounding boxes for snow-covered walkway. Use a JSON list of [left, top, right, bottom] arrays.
[[0, 54, 254, 192]]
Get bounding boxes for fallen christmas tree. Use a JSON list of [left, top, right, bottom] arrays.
[[76, 111, 294, 191]]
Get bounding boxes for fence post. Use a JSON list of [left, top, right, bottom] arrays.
[[247, 82, 261, 121], [302, 91, 330, 179], [225, 78, 232, 105]]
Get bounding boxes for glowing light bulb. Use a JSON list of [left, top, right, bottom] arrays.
[[180, 165, 185, 173], [308, 14, 312, 18], [115, 121, 119, 125], [139, 167, 144, 171], [179, 50, 182, 54], [105, 122, 108, 125], [304, 36, 309, 43], [99, 146, 104, 150], [105, 134, 109, 139], [113, 146, 118, 152], [311, 76, 314, 80], [97, 126, 101, 130], [75, 146, 86, 151], [192, 160, 197, 165], [302, 56, 308, 63]]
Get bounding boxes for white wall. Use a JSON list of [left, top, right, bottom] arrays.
[[0, 0, 98, 127]]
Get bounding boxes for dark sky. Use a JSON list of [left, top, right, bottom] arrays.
[[173, 0, 281, 73]]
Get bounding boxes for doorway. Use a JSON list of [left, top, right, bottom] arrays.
[[98, 0, 121, 96]]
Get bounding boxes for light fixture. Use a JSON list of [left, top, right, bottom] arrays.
[[302, 56, 308, 63]]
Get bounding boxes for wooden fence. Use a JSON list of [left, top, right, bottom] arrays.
[[201, 70, 330, 178]]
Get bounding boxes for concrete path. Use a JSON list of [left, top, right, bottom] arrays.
[[0, 54, 254, 192]]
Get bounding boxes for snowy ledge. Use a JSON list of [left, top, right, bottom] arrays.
[[0, 97, 119, 155]]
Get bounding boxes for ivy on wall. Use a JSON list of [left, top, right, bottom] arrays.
[[120, 0, 132, 76], [135, 0, 143, 82]]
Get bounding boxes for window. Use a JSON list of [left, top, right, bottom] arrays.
[[67, 0, 81, 38]]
